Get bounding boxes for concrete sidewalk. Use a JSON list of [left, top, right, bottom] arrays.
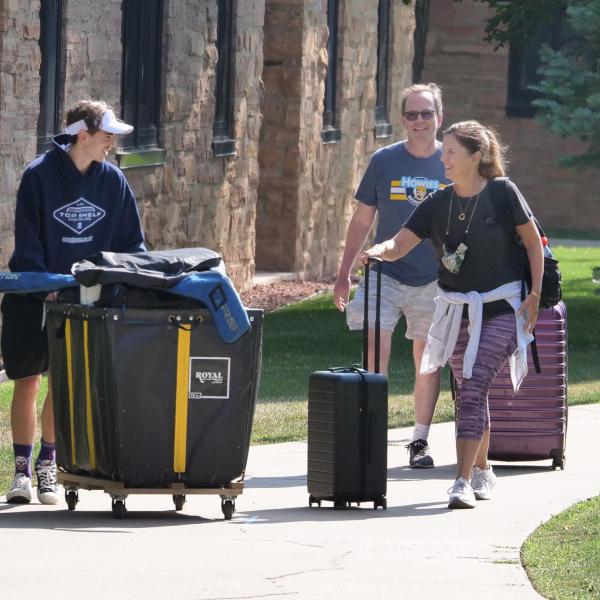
[[1, 404, 598, 600]]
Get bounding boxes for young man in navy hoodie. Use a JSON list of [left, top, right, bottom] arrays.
[[2, 100, 145, 504]]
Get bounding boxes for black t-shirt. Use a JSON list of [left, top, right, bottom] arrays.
[[404, 179, 532, 317]]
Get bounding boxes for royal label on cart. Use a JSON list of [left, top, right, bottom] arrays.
[[189, 357, 231, 399]]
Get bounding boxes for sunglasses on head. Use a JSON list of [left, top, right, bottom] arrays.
[[403, 110, 436, 121]]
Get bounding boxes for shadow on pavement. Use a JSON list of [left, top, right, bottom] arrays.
[[0, 507, 212, 530], [245, 474, 307, 488], [491, 462, 556, 476], [388, 462, 456, 482], [234, 500, 449, 524]]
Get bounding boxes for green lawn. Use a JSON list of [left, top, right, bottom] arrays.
[[522, 496, 600, 599], [0, 383, 43, 491], [545, 227, 600, 242], [1, 245, 599, 597], [1, 244, 599, 483], [253, 244, 600, 442]]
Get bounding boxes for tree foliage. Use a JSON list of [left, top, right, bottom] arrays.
[[464, 0, 600, 171], [533, 1, 600, 170], [456, 0, 567, 48]]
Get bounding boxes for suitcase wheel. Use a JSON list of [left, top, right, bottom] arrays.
[[552, 456, 565, 470], [221, 498, 235, 520], [333, 499, 350, 510], [65, 489, 79, 511], [173, 494, 186, 511], [308, 495, 322, 508], [374, 496, 387, 510], [111, 498, 127, 519]]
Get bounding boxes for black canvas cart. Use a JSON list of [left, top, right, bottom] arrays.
[[46, 302, 262, 519]]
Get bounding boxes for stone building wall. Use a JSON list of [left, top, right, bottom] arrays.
[[257, 0, 415, 280], [421, 1, 599, 230], [0, 0, 42, 267], [126, 0, 265, 290], [62, 0, 122, 104], [0, 0, 265, 292]]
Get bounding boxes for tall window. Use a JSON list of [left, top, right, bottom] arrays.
[[37, 0, 63, 154], [375, 0, 392, 138], [507, 13, 564, 118], [412, 0, 430, 83], [321, 0, 341, 143], [212, 0, 236, 157], [121, 0, 163, 148]]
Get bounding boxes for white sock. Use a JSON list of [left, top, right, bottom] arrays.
[[412, 423, 430, 443]]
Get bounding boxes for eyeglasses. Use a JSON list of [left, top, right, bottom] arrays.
[[403, 110, 436, 121]]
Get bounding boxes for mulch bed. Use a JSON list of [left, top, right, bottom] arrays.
[[239, 280, 335, 313]]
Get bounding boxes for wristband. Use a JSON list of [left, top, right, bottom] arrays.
[[530, 290, 541, 300]]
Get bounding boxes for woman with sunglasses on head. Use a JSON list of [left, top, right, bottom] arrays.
[[359, 120, 544, 509]]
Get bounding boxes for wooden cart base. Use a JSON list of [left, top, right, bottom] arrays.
[[57, 472, 243, 520]]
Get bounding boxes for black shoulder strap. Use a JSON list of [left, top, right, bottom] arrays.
[[488, 177, 512, 227], [530, 330, 541, 374], [491, 178, 542, 374]]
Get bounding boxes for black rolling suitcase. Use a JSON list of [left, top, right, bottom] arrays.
[[307, 259, 388, 510]]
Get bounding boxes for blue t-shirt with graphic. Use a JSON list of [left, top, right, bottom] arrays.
[[355, 141, 449, 286]]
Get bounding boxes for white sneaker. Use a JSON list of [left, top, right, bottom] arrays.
[[6, 473, 33, 504], [471, 464, 496, 500], [35, 460, 59, 505], [447, 477, 476, 509]]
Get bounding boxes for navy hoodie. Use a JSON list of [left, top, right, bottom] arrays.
[[9, 134, 145, 275]]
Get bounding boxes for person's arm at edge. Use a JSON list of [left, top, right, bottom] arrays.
[[359, 227, 422, 265], [333, 202, 377, 311], [516, 218, 544, 332], [114, 177, 146, 253], [12, 170, 48, 272]]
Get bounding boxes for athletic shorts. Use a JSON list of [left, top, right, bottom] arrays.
[[1, 293, 48, 380], [345, 273, 437, 340]]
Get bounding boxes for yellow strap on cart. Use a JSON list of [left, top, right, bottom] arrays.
[[83, 319, 97, 470], [65, 318, 76, 465], [173, 324, 192, 473]]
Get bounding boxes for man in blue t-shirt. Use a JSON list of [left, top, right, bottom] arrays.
[[334, 83, 450, 468], [2, 100, 145, 504]]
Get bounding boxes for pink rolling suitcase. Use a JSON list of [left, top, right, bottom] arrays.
[[487, 301, 567, 469]]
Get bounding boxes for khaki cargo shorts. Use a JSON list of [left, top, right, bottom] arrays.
[[345, 273, 437, 340]]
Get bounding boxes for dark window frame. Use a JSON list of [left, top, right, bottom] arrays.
[[120, 0, 163, 150], [506, 13, 564, 118], [212, 0, 237, 157], [321, 0, 341, 144], [37, 0, 63, 154], [412, 0, 430, 84], [375, 0, 392, 138]]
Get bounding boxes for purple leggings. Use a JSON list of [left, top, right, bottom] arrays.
[[449, 313, 517, 440]]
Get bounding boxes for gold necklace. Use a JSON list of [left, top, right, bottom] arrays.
[[454, 180, 487, 220], [447, 189, 482, 234], [455, 191, 474, 221]]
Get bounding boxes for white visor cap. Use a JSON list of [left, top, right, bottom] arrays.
[[64, 109, 134, 136]]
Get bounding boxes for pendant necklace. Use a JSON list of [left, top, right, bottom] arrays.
[[455, 192, 471, 221], [441, 188, 482, 274]]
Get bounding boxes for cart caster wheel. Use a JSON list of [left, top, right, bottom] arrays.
[[552, 457, 565, 470], [333, 499, 348, 510], [173, 494, 186, 511], [221, 499, 235, 520], [112, 499, 126, 519], [308, 494, 322, 508], [65, 490, 78, 511]]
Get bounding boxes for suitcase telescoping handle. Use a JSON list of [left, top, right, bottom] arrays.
[[363, 257, 383, 374]]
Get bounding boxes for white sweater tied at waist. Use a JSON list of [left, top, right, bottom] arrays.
[[420, 281, 534, 391]]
